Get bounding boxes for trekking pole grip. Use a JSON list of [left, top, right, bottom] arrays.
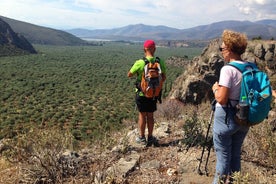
[[211, 99, 216, 111]]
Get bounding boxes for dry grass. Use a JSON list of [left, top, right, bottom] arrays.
[[0, 99, 275, 183]]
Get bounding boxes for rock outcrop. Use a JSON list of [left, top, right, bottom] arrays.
[[0, 18, 36, 56], [169, 39, 276, 104]]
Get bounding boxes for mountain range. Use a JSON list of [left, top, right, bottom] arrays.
[[1, 15, 276, 45], [67, 20, 276, 41]]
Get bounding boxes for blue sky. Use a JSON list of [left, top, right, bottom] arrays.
[[1, 0, 275, 30]]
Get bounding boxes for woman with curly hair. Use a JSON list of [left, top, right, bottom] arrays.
[[212, 30, 249, 184]]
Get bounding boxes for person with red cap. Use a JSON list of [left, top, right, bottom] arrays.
[[127, 40, 166, 146]]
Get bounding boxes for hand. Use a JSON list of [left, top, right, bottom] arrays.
[[212, 82, 219, 93], [127, 71, 133, 78]]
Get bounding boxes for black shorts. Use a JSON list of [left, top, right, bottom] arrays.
[[135, 94, 157, 112]]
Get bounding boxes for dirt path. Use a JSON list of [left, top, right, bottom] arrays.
[[119, 122, 275, 184]]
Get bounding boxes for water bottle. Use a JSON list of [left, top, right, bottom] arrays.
[[237, 96, 249, 120]]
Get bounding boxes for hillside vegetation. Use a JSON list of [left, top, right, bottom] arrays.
[[0, 43, 201, 141]]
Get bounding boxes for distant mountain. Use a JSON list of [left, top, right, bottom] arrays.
[[0, 16, 88, 46], [1, 15, 275, 44], [67, 24, 181, 41], [66, 20, 276, 41], [255, 19, 276, 28], [0, 18, 37, 56], [175, 20, 276, 40]]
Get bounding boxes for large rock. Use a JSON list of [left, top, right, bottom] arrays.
[[169, 39, 224, 104], [169, 39, 276, 104], [254, 43, 265, 59], [106, 153, 140, 178]]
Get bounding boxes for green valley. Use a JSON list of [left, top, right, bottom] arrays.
[[0, 43, 202, 140]]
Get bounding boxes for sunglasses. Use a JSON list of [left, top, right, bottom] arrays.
[[219, 47, 227, 52]]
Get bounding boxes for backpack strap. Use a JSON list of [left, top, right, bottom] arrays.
[[143, 56, 160, 64], [143, 57, 149, 65], [227, 61, 258, 73], [155, 57, 160, 63]]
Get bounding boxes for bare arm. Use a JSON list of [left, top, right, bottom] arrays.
[[212, 82, 229, 105]]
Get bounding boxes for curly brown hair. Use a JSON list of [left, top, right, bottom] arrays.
[[222, 29, 248, 55]]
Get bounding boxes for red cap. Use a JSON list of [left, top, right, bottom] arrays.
[[143, 40, 155, 49]]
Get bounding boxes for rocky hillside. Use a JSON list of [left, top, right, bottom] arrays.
[[0, 18, 36, 56], [169, 39, 276, 104], [0, 16, 88, 46]]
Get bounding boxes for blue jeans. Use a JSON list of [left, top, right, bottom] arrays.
[[212, 106, 249, 184]]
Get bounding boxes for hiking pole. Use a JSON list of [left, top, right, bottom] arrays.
[[202, 100, 216, 176], [198, 99, 216, 175], [204, 135, 213, 176]]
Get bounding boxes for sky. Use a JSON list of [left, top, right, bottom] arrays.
[[1, 0, 276, 30]]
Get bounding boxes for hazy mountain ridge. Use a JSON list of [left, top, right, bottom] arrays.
[[67, 20, 276, 41], [1, 15, 276, 45], [0, 15, 88, 46], [255, 19, 276, 27]]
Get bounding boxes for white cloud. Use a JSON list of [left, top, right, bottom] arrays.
[[236, 0, 276, 19], [0, 0, 275, 29]]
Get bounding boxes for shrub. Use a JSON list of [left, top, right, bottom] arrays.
[[182, 107, 206, 149], [155, 99, 184, 123], [243, 119, 276, 168], [1, 126, 75, 183], [218, 172, 250, 184]]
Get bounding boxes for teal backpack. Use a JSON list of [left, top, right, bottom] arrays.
[[228, 61, 272, 126]]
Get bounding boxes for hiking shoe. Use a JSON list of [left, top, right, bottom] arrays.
[[136, 136, 146, 145], [147, 136, 159, 147]]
